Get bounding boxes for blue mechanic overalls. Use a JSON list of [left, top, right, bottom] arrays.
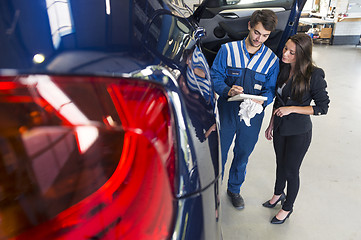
[[211, 39, 279, 194]]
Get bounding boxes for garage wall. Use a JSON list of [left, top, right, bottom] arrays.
[[333, 0, 361, 44]]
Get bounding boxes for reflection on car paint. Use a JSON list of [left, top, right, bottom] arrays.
[[186, 45, 213, 106]]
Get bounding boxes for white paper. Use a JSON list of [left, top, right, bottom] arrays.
[[228, 94, 267, 102]]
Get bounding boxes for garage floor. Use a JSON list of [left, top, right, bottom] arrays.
[[220, 44, 361, 240]]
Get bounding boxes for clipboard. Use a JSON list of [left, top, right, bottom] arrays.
[[228, 94, 267, 102]]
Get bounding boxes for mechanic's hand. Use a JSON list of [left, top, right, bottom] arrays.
[[252, 99, 264, 105], [228, 85, 243, 96]]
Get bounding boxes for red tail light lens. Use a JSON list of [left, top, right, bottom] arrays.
[[0, 75, 175, 239]]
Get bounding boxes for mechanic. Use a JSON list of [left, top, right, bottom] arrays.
[[210, 9, 279, 209]]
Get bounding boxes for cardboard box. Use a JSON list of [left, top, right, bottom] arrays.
[[319, 28, 333, 38]]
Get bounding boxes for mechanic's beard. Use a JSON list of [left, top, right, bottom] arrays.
[[250, 38, 261, 47]]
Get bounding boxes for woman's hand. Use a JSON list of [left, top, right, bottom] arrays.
[[274, 107, 293, 117], [265, 125, 273, 140]]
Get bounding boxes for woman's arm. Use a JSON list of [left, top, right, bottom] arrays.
[[310, 68, 330, 115], [274, 68, 329, 118], [273, 105, 314, 118], [265, 107, 276, 140]]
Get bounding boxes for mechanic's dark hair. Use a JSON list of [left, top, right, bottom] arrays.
[[250, 9, 278, 32]]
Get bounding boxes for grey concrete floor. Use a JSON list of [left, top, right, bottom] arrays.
[[220, 44, 361, 240]]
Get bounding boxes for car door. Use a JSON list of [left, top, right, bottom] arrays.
[[191, 0, 307, 65]]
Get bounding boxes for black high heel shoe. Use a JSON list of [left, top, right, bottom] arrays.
[[262, 193, 286, 208], [270, 209, 293, 224]]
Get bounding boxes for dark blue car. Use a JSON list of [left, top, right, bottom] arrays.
[[0, 0, 305, 239]]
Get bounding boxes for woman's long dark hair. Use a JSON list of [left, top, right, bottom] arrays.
[[278, 33, 314, 102]]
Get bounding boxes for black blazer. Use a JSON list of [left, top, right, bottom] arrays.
[[273, 67, 330, 136]]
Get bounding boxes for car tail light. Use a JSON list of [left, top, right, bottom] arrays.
[[0, 75, 176, 239]]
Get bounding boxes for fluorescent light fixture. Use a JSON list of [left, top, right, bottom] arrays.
[[106, 0, 111, 15], [33, 54, 45, 64]]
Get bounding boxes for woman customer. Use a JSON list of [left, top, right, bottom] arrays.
[[262, 33, 330, 224]]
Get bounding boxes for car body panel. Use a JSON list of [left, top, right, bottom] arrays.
[[0, 0, 221, 239]]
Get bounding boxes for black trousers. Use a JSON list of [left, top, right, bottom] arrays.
[[273, 129, 312, 211]]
